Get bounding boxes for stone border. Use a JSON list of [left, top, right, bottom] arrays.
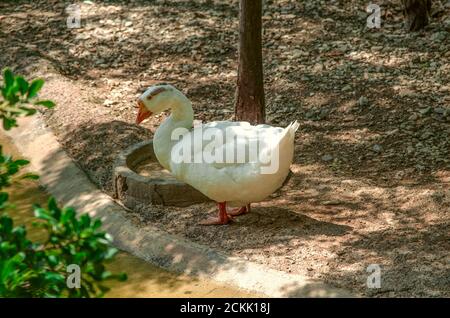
[[5, 115, 353, 298], [113, 140, 210, 208]]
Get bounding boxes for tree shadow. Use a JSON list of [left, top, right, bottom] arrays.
[[320, 222, 450, 297], [57, 120, 151, 193]]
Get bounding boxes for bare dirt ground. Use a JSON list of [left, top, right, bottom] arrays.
[[1, 0, 449, 297]]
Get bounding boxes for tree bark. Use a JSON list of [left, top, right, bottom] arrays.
[[402, 0, 432, 31], [235, 0, 265, 124]]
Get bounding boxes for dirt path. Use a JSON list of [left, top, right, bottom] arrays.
[[1, 0, 448, 297]]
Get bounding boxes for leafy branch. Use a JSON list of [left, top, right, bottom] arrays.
[[0, 68, 54, 130], [0, 68, 126, 298]]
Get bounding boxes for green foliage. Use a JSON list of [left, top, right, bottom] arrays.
[[0, 146, 38, 189], [0, 68, 55, 130], [0, 69, 126, 297], [0, 198, 126, 297]]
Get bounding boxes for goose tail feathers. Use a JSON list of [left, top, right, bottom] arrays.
[[286, 120, 299, 139]]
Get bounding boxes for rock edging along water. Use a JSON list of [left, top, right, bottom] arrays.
[[5, 115, 353, 298]]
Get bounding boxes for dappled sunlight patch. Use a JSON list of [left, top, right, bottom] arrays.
[[327, 129, 383, 144], [347, 50, 413, 68], [433, 170, 450, 183]]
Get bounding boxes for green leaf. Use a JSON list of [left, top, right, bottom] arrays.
[[17, 106, 36, 116], [79, 214, 91, 228], [0, 215, 13, 233], [3, 68, 14, 88], [92, 219, 102, 230], [47, 197, 58, 212], [61, 208, 76, 224], [97, 284, 111, 294], [44, 272, 65, 283], [12, 225, 26, 237], [33, 207, 51, 221], [0, 192, 9, 203], [104, 247, 118, 260], [27, 79, 44, 99], [14, 159, 30, 166], [2, 117, 16, 131], [46, 254, 59, 267], [100, 271, 112, 280], [19, 173, 39, 180], [104, 233, 113, 243], [118, 273, 127, 281], [34, 100, 55, 108], [74, 251, 87, 263], [15, 76, 29, 95]]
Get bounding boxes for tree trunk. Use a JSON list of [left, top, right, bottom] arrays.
[[235, 0, 265, 124], [402, 0, 432, 31]]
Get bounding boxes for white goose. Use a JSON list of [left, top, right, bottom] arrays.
[[136, 84, 299, 225]]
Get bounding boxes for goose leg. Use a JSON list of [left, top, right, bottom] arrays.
[[228, 204, 251, 217], [199, 202, 232, 225]]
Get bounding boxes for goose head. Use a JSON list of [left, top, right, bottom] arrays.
[[136, 84, 189, 124]]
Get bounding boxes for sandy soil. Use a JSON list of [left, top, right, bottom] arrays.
[[1, 0, 449, 297]]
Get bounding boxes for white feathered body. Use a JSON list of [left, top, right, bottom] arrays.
[[155, 120, 298, 207], [142, 84, 299, 207]]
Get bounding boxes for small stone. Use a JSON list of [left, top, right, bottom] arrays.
[[313, 63, 324, 72], [407, 146, 414, 154], [342, 85, 352, 92], [319, 44, 330, 52], [358, 96, 369, 107], [292, 49, 307, 58], [322, 154, 334, 162], [419, 107, 432, 115], [373, 144, 382, 153], [431, 31, 447, 42], [317, 108, 330, 120], [337, 44, 348, 52], [415, 164, 425, 171], [444, 18, 450, 27], [408, 113, 419, 121], [434, 107, 445, 115], [305, 110, 316, 119], [103, 99, 114, 107], [421, 131, 433, 140], [322, 200, 340, 205]]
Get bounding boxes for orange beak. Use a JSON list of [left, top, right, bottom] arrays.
[[136, 100, 152, 124]]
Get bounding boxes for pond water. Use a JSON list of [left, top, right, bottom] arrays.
[[1, 134, 256, 298]]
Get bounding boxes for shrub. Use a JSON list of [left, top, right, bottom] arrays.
[[0, 68, 126, 297]]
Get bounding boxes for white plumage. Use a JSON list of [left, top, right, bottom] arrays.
[[137, 84, 299, 224]]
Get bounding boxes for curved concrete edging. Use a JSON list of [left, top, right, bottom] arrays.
[[113, 140, 211, 208], [6, 115, 353, 298]]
